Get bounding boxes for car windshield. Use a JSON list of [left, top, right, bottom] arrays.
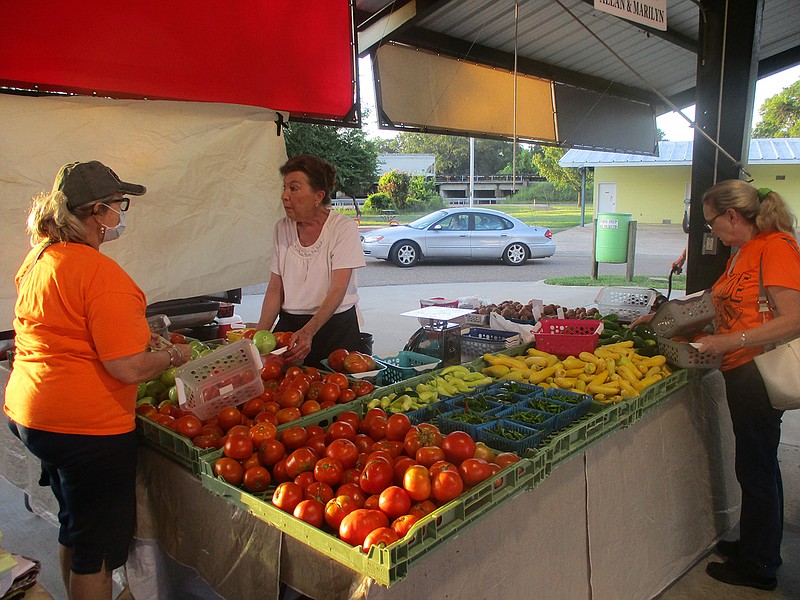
[[407, 210, 449, 229]]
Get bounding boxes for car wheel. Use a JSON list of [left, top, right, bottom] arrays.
[[502, 243, 528, 266], [390, 241, 420, 267]]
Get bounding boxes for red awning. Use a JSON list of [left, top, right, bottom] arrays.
[[0, 0, 357, 122]]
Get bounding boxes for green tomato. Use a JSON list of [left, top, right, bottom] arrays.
[[137, 382, 148, 400], [136, 396, 157, 407], [160, 367, 178, 387], [145, 380, 168, 399], [168, 385, 179, 403], [253, 330, 277, 354]]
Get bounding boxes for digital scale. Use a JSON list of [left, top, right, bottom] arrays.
[[400, 306, 475, 367]]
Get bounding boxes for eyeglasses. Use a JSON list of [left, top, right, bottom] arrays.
[[704, 211, 725, 231], [102, 198, 130, 212]]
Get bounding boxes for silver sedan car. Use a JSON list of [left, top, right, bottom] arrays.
[[361, 207, 556, 267]]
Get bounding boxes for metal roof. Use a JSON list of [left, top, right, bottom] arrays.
[[356, 0, 800, 114], [559, 138, 800, 166]]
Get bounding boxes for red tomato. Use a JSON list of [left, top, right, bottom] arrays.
[[293, 499, 325, 528], [325, 438, 359, 470], [341, 468, 361, 486], [360, 459, 393, 495], [304, 481, 335, 504], [261, 401, 281, 414], [304, 366, 323, 382], [366, 450, 393, 465], [371, 439, 403, 459], [337, 483, 367, 507], [362, 527, 400, 553], [261, 361, 283, 381], [253, 410, 278, 426], [272, 459, 290, 484], [428, 460, 459, 477], [201, 424, 224, 439], [431, 470, 464, 504], [342, 353, 370, 374], [175, 414, 203, 439], [227, 424, 250, 438], [354, 434, 374, 454], [352, 380, 375, 397], [339, 509, 389, 547], [274, 331, 293, 349], [248, 422, 277, 447], [294, 470, 316, 489], [316, 382, 340, 404], [275, 407, 301, 424], [366, 416, 388, 441], [242, 453, 261, 471], [305, 381, 323, 403], [213, 457, 244, 487], [391, 514, 420, 538], [415, 446, 446, 468], [192, 434, 218, 449], [338, 388, 357, 404], [240, 398, 265, 419], [284, 448, 317, 479], [324, 372, 350, 391], [494, 452, 522, 468], [326, 421, 357, 443], [217, 407, 244, 432], [327, 348, 350, 372], [378, 486, 412, 520], [408, 500, 437, 519], [279, 426, 308, 450], [169, 332, 187, 344], [404, 424, 444, 457], [278, 387, 304, 409], [304, 433, 328, 457], [223, 433, 254, 460], [324, 495, 359, 530], [135, 404, 158, 419], [299, 400, 321, 416], [272, 482, 304, 513], [364, 494, 381, 510], [402, 465, 431, 502], [360, 407, 387, 431], [290, 374, 312, 396], [257, 438, 286, 467], [242, 466, 271, 493], [392, 457, 416, 486], [306, 424, 325, 438], [441, 431, 476, 465], [284, 365, 304, 380], [313, 457, 344, 487], [385, 413, 412, 442], [459, 458, 492, 487], [336, 410, 361, 430]]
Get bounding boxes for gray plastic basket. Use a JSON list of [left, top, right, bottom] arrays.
[[650, 290, 715, 338], [594, 287, 656, 323], [657, 337, 722, 369]]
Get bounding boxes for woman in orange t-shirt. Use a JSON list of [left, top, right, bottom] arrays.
[[695, 180, 800, 591], [4, 161, 191, 600]]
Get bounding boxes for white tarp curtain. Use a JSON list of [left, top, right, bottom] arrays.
[[0, 94, 287, 327]]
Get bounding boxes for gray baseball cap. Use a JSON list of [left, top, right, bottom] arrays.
[[53, 161, 146, 210]]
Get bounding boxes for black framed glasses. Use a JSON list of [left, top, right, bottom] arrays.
[[704, 211, 724, 231], [102, 198, 130, 212]]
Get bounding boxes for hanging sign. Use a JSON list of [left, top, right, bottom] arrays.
[[594, 0, 667, 31]]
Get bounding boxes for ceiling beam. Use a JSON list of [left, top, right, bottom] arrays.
[[576, 0, 698, 53], [356, 0, 451, 57], [391, 26, 658, 105]]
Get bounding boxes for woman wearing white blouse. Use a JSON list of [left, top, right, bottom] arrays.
[[257, 154, 366, 367]]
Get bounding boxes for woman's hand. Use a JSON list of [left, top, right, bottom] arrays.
[[693, 332, 740, 355], [282, 328, 313, 365]]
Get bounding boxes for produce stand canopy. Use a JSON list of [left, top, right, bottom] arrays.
[[0, 0, 357, 122]]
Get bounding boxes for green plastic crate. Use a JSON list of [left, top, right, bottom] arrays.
[[376, 351, 441, 386], [621, 368, 695, 425], [136, 415, 218, 475], [199, 450, 546, 587], [531, 402, 629, 472]]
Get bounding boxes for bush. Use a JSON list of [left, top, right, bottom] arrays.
[[378, 171, 411, 209], [506, 182, 591, 204], [364, 193, 391, 212]]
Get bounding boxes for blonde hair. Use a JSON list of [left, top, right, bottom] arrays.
[[26, 190, 110, 245], [702, 179, 797, 237]]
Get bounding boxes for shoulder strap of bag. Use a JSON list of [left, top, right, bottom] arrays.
[[18, 241, 56, 288]]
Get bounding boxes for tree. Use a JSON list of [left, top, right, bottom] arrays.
[[284, 123, 379, 197], [377, 170, 410, 209], [752, 79, 800, 138], [531, 146, 592, 194]]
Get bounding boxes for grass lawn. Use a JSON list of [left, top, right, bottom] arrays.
[[340, 203, 593, 233], [544, 274, 686, 290]]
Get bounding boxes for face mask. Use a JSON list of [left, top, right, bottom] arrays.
[[98, 209, 126, 243]]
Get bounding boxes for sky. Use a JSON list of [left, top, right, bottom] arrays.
[[357, 56, 800, 143]]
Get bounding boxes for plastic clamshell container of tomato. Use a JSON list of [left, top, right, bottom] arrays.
[[320, 357, 386, 384], [199, 435, 545, 587]]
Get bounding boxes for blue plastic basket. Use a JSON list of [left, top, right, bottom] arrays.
[[376, 351, 441, 386], [437, 408, 499, 437], [478, 419, 546, 453], [493, 406, 557, 435]]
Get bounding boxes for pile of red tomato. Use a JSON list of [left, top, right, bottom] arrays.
[[135, 357, 376, 448], [211, 407, 521, 552]]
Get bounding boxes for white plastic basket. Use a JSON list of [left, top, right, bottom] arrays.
[[594, 287, 657, 323], [650, 290, 715, 339], [175, 339, 264, 421]]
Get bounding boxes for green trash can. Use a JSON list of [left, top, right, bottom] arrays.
[[595, 213, 632, 263]]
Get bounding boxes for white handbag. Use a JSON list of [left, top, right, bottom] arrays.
[[753, 263, 800, 410]]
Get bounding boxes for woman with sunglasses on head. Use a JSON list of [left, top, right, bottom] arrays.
[[693, 179, 800, 591], [4, 161, 191, 600]]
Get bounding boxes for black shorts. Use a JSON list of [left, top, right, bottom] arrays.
[[276, 305, 366, 368], [9, 421, 137, 574]]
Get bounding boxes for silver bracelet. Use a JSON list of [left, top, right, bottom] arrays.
[[740, 331, 746, 348], [166, 345, 181, 366]]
